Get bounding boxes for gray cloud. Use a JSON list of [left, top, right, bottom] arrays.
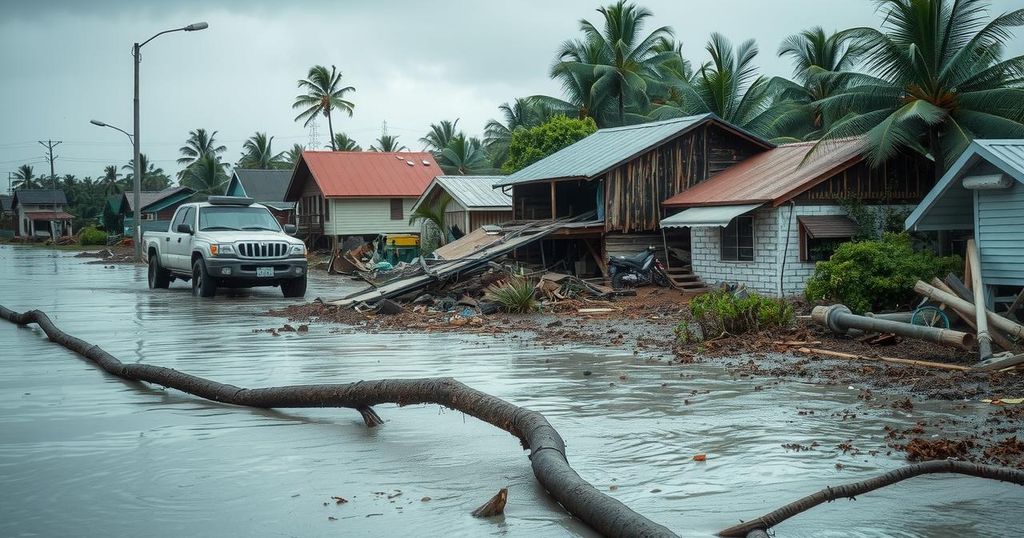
[[1, 0, 1022, 182]]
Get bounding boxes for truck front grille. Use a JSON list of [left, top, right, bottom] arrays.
[[237, 242, 288, 259]]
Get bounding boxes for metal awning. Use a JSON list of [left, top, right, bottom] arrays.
[[798, 215, 859, 238], [660, 204, 762, 228]]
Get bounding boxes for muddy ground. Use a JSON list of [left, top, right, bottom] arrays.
[[268, 285, 1024, 469]]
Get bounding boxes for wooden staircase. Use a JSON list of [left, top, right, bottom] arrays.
[[665, 264, 709, 293]]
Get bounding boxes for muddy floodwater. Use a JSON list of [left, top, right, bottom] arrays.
[[1, 245, 1021, 537]]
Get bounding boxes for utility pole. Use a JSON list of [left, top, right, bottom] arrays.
[[39, 139, 62, 190]]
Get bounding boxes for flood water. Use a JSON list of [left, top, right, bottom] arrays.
[[1, 245, 1021, 537]]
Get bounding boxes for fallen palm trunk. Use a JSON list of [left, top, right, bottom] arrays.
[[0, 305, 676, 538], [966, 240, 994, 360], [717, 460, 1024, 537], [929, 278, 1017, 352], [915, 281, 1024, 342], [811, 305, 975, 349]]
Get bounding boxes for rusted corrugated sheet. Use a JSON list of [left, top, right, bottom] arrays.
[[296, 151, 442, 198], [662, 138, 866, 207], [798, 215, 859, 238]]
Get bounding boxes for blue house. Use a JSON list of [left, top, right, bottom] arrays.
[[906, 139, 1024, 292]]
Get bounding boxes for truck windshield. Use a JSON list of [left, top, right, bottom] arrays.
[[198, 206, 281, 232]]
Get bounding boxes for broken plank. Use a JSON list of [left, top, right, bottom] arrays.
[[794, 347, 969, 371]]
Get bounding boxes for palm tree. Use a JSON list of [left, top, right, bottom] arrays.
[[181, 153, 230, 197], [420, 120, 460, 152], [769, 27, 868, 141], [484, 98, 557, 168], [408, 192, 452, 254], [100, 165, 122, 196], [813, 0, 1024, 169], [282, 144, 306, 167], [12, 164, 37, 190], [551, 1, 676, 126], [370, 134, 408, 152], [122, 154, 171, 191], [652, 33, 782, 136], [537, 37, 613, 122], [331, 133, 362, 151], [437, 135, 496, 175], [293, 65, 355, 151], [177, 128, 227, 179], [237, 132, 284, 169]]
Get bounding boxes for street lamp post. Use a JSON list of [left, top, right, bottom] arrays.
[[128, 21, 208, 261]]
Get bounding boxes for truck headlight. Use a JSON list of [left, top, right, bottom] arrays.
[[290, 244, 305, 255], [210, 244, 235, 256]]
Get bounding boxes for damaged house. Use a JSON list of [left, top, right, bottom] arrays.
[[661, 137, 936, 296], [410, 175, 512, 237], [492, 114, 771, 283], [284, 151, 442, 248]]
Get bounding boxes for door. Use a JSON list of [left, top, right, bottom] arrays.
[[167, 206, 195, 271]]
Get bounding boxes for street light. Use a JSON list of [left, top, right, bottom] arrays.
[[90, 119, 133, 141], [129, 21, 208, 260]]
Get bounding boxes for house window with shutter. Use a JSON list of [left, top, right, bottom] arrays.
[[390, 198, 403, 220]]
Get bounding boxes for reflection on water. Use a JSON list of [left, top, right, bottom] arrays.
[[0, 245, 1019, 537]]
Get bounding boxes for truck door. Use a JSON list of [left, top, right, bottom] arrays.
[[168, 206, 195, 270]]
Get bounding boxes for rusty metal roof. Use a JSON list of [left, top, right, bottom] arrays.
[[798, 215, 859, 238], [287, 151, 442, 199], [493, 114, 773, 187], [662, 138, 867, 207]]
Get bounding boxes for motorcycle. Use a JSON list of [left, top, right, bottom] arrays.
[[608, 246, 670, 289]]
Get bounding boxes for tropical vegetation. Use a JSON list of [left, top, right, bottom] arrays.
[[236, 132, 286, 169], [408, 192, 451, 254], [293, 65, 355, 151], [503, 115, 598, 173]]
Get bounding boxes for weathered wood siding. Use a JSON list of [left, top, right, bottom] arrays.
[[326, 197, 419, 236], [469, 210, 512, 230], [977, 182, 1024, 286], [604, 124, 764, 233], [796, 153, 936, 204]]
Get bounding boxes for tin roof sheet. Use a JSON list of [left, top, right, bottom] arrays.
[[430, 175, 511, 209]]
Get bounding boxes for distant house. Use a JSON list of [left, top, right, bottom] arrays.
[[12, 189, 73, 238], [906, 139, 1024, 292], [284, 151, 442, 248], [411, 175, 512, 237], [661, 138, 936, 296], [224, 169, 296, 227], [491, 114, 772, 277], [119, 186, 195, 236]]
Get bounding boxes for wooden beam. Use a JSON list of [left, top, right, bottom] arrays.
[[550, 182, 557, 221], [583, 239, 608, 278]]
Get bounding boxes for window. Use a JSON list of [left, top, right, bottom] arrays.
[[323, 198, 329, 221], [390, 198, 404, 221], [197, 206, 280, 232], [720, 215, 754, 261], [797, 215, 858, 262]]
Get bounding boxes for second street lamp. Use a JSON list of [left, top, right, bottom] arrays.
[[131, 21, 208, 260]]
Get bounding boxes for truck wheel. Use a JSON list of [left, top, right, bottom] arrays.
[[148, 256, 170, 289], [191, 259, 217, 298], [281, 276, 307, 298]]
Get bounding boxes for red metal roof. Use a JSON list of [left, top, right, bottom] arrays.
[[290, 151, 442, 198], [25, 211, 74, 220], [662, 138, 867, 207]]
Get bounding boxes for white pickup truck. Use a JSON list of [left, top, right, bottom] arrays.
[[143, 196, 308, 298]]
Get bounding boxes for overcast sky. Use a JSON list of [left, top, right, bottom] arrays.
[[2, 0, 1022, 187]]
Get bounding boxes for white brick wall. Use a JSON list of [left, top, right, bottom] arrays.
[[690, 204, 912, 297]]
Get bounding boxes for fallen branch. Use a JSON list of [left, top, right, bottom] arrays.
[[795, 347, 969, 371], [0, 305, 676, 538], [717, 460, 1024, 537], [472, 487, 508, 517]]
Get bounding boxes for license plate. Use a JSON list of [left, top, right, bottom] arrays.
[[256, 267, 274, 277]]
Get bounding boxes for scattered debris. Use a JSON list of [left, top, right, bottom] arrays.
[[471, 488, 508, 518]]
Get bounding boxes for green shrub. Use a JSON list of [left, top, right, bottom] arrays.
[[684, 289, 794, 340], [484, 277, 539, 313], [502, 115, 597, 173], [79, 226, 108, 246], [804, 233, 960, 314]]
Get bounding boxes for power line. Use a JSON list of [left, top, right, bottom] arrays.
[[39, 140, 62, 189]]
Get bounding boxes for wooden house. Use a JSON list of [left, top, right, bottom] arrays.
[[662, 138, 936, 295], [410, 175, 512, 237], [11, 189, 73, 238], [225, 169, 296, 227], [284, 151, 442, 248], [906, 139, 1024, 304], [492, 114, 772, 277]]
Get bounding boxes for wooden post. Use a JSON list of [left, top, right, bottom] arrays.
[[967, 239, 993, 360], [550, 182, 557, 221]]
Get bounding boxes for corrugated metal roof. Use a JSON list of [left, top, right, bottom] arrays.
[[231, 169, 293, 202], [662, 138, 867, 207], [798, 215, 859, 238], [976, 140, 1024, 183], [290, 151, 442, 198], [433, 176, 512, 209], [660, 204, 762, 228], [12, 189, 67, 207], [493, 114, 773, 187]]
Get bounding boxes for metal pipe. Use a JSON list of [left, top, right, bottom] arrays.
[[865, 311, 914, 323], [966, 239, 993, 360], [811, 304, 975, 349], [914, 281, 1024, 341]]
